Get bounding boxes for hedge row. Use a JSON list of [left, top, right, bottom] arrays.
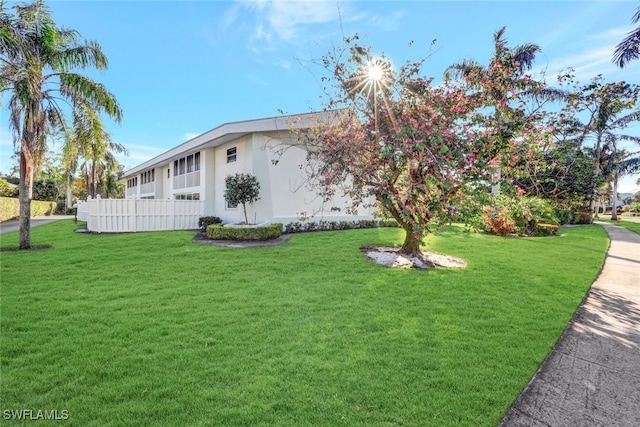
[[0, 197, 57, 222], [206, 223, 283, 241], [284, 219, 399, 234]]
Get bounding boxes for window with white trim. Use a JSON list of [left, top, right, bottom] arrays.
[[175, 193, 200, 200], [226, 147, 237, 163]]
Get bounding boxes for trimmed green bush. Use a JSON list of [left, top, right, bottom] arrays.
[[198, 216, 222, 231], [0, 197, 57, 221], [206, 223, 283, 240], [0, 179, 18, 197], [283, 219, 399, 234], [531, 223, 559, 237]]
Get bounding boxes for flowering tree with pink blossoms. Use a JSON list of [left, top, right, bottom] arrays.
[[295, 34, 546, 256]]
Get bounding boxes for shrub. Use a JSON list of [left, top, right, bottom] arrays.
[[0, 179, 18, 198], [572, 211, 593, 224], [0, 197, 18, 221], [531, 223, 559, 237], [482, 206, 516, 236], [0, 197, 57, 221], [198, 216, 222, 231], [283, 219, 399, 234], [481, 195, 558, 236], [206, 223, 282, 241]]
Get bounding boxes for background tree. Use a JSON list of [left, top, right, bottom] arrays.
[[601, 146, 640, 220], [224, 173, 261, 225], [560, 77, 640, 216], [295, 31, 546, 256], [613, 6, 640, 68], [0, 0, 122, 249], [445, 26, 564, 196]]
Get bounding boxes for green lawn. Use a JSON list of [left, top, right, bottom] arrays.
[[0, 220, 608, 426], [615, 219, 640, 235]]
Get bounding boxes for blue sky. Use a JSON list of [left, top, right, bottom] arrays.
[[1, 0, 640, 192]]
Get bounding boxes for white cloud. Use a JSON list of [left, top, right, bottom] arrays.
[[259, 0, 343, 41], [537, 25, 635, 84], [235, 0, 359, 48]]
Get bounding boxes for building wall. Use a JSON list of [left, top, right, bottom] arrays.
[[213, 135, 254, 224], [123, 128, 374, 226], [255, 132, 375, 224]]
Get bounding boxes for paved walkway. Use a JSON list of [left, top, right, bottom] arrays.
[[0, 215, 73, 235], [500, 222, 640, 427]]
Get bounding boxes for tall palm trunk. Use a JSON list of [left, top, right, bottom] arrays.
[[589, 132, 603, 217], [611, 171, 619, 221], [18, 150, 34, 249], [88, 161, 96, 198], [66, 173, 73, 210]]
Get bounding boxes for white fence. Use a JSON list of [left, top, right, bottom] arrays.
[[77, 199, 204, 233]]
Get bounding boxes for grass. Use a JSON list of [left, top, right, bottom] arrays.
[[0, 220, 609, 426], [615, 219, 640, 235]]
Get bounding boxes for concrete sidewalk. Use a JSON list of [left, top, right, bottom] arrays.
[[0, 215, 73, 235], [500, 222, 640, 427]]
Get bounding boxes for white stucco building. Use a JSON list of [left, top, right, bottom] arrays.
[[120, 110, 375, 225]]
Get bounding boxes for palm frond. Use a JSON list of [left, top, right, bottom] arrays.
[[58, 72, 122, 122], [512, 43, 541, 70], [443, 59, 481, 81], [53, 40, 108, 71], [610, 109, 640, 128], [613, 7, 640, 68]]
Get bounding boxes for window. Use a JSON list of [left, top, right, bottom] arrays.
[[127, 177, 138, 188], [187, 154, 194, 173], [226, 200, 237, 209], [139, 170, 155, 194], [174, 152, 200, 177], [227, 147, 237, 163], [175, 193, 200, 200], [172, 152, 201, 190]]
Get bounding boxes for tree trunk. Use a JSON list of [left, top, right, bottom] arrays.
[[611, 173, 619, 221], [590, 133, 603, 217], [88, 162, 96, 198], [18, 150, 34, 250], [66, 173, 73, 211], [399, 226, 421, 257], [242, 203, 248, 225]]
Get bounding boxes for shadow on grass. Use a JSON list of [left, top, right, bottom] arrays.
[[0, 244, 51, 252], [500, 284, 640, 426]]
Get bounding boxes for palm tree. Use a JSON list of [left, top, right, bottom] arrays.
[[445, 27, 540, 85], [0, 0, 122, 249], [444, 27, 564, 194], [613, 6, 640, 68], [600, 142, 640, 221], [70, 104, 127, 198], [569, 80, 640, 216], [82, 139, 128, 198]]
